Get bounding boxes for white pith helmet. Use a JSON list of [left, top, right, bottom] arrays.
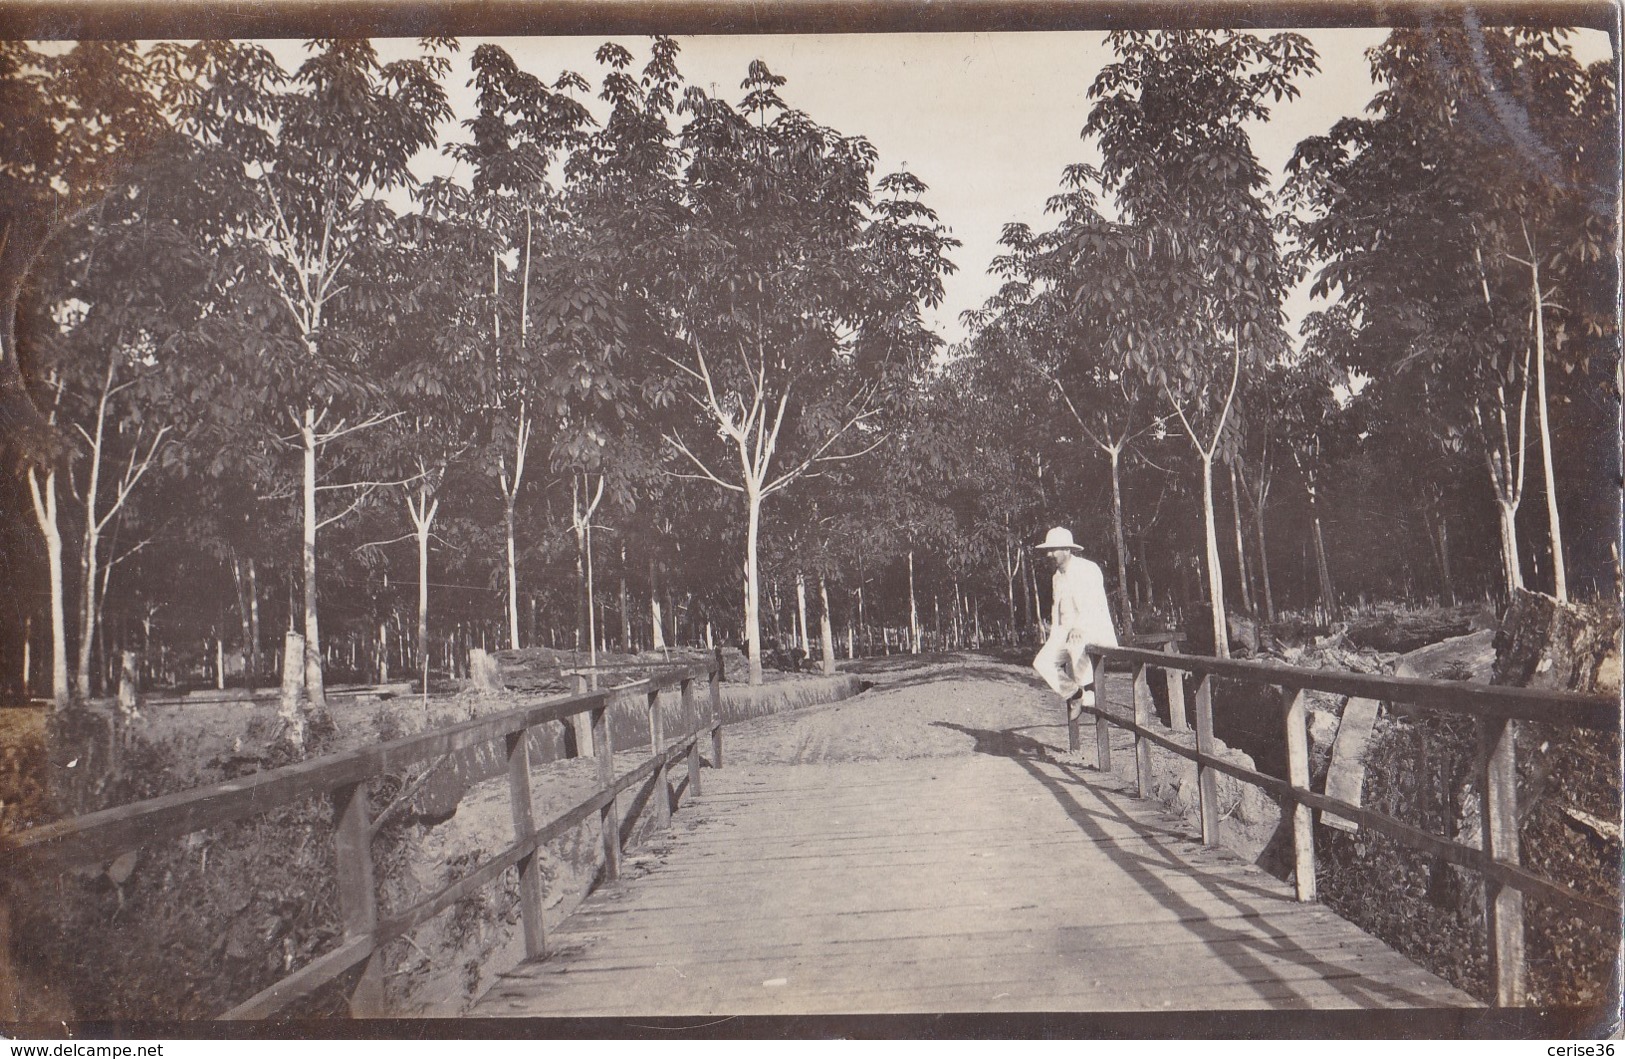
[[1034, 526, 1084, 554]]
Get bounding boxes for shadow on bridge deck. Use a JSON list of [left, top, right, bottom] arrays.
[[931, 720, 1462, 1010], [471, 706, 1477, 1018]]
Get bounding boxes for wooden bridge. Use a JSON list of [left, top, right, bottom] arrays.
[[4, 645, 1617, 1023], [474, 750, 1470, 1014]]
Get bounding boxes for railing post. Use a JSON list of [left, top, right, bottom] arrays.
[[1090, 651, 1111, 770], [1165, 641, 1188, 731], [682, 676, 700, 799], [1132, 662, 1152, 798], [1281, 685, 1317, 902], [710, 647, 725, 771], [1066, 678, 1082, 754], [332, 781, 384, 1016], [505, 726, 547, 959], [1478, 716, 1525, 1006], [649, 686, 670, 824], [1193, 673, 1220, 845], [590, 700, 621, 881], [566, 671, 590, 758]]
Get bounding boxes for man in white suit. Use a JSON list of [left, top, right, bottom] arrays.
[[1032, 526, 1119, 706]]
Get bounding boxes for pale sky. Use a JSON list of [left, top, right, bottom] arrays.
[[278, 27, 1614, 346]]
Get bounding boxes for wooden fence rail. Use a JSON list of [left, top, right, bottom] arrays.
[[1072, 643, 1619, 1008], [3, 651, 727, 1019]]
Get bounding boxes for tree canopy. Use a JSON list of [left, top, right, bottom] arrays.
[[0, 24, 1616, 708]]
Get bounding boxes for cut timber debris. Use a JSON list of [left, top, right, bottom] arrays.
[[1560, 805, 1622, 846], [1322, 696, 1381, 833]]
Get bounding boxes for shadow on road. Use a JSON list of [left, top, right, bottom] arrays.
[[865, 661, 1049, 696]]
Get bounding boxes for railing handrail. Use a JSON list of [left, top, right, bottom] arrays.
[[559, 659, 703, 673], [1095, 644, 1617, 728], [4, 659, 716, 868], [1072, 642, 1620, 1008], [2, 652, 728, 1019]]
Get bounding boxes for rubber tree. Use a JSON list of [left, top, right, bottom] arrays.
[[1285, 25, 1616, 602], [180, 40, 452, 715], [1074, 30, 1315, 658], [3, 42, 176, 704], [464, 42, 671, 663], [1270, 353, 1348, 619], [1473, 33, 1614, 602], [450, 44, 596, 650], [647, 57, 955, 685], [964, 193, 1163, 639], [38, 123, 243, 699], [23, 375, 68, 705], [369, 177, 502, 689]]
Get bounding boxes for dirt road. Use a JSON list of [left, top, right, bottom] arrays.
[[722, 654, 1079, 766]]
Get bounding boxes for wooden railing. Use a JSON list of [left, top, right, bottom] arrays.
[[1127, 631, 1189, 731], [1072, 644, 1619, 1008], [3, 651, 727, 1019]]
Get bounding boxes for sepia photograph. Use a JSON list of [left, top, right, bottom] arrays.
[[0, 0, 1619, 1040]]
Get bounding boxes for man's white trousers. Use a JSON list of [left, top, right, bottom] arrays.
[[1032, 627, 1094, 704]]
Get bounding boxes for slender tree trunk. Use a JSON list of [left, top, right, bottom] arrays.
[[1004, 540, 1018, 639], [769, 579, 783, 645], [504, 496, 519, 648], [744, 486, 764, 686], [1528, 256, 1567, 601], [952, 579, 962, 649], [573, 516, 586, 653], [818, 576, 836, 675], [1107, 446, 1134, 636], [247, 558, 261, 691], [1472, 256, 1532, 601], [231, 555, 253, 692], [795, 573, 809, 652], [1028, 548, 1045, 630], [501, 411, 531, 652], [585, 517, 598, 671], [1436, 514, 1457, 607], [856, 582, 865, 654], [27, 467, 68, 707], [1308, 479, 1336, 622], [1228, 459, 1254, 616], [1017, 548, 1031, 639], [75, 399, 108, 700], [1199, 452, 1231, 659], [412, 490, 436, 691], [907, 550, 920, 655], [21, 615, 31, 698], [1248, 471, 1275, 622], [619, 543, 631, 652], [1495, 498, 1524, 596], [649, 558, 666, 651], [1421, 495, 1457, 607], [300, 407, 326, 710]]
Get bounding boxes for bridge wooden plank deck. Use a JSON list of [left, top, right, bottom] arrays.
[[473, 738, 1477, 1015]]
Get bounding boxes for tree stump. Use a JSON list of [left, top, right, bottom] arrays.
[[1491, 588, 1622, 695], [1456, 589, 1619, 1003], [468, 648, 502, 695]]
